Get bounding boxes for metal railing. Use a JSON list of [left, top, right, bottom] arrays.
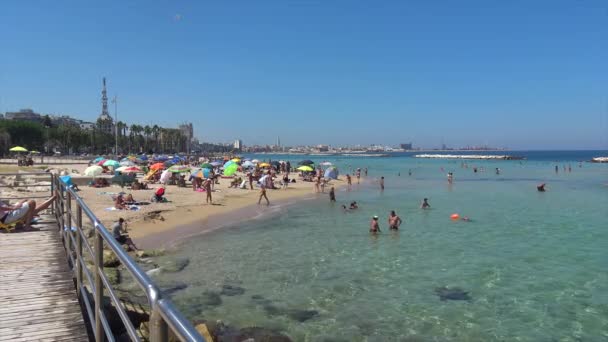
[[53, 175, 204, 342]]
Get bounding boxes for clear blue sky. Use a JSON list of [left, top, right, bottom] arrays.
[[1, 1, 606, 149]]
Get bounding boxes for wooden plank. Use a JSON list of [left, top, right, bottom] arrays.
[[0, 215, 89, 341]]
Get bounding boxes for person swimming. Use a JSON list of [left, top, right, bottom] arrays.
[[421, 198, 430, 209], [349, 201, 359, 209], [537, 183, 546, 192]]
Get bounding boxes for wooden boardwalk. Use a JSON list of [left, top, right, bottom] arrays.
[[0, 215, 90, 341]]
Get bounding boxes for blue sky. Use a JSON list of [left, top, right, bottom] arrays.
[[1, 1, 606, 149]]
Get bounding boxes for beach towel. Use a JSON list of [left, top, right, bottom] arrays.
[[105, 205, 140, 211]]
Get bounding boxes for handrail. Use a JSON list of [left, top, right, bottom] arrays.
[[53, 175, 204, 341]]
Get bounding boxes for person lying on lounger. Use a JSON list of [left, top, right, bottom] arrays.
[[0, 194, 57, 230]]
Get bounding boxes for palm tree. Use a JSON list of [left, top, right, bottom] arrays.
[[152, 125, 160, 152], [144, 125, 152, 151]]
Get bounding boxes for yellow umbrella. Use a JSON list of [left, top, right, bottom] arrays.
[[259, 162, 271, 168], [9, 146, 28, 152], [297, 165, 314, 172], [231, 158, 241, 163]]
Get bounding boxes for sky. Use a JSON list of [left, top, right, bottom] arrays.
[[1, 1, 607, 150]]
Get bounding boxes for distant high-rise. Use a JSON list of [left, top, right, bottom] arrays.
[[97, 77, 114, 134], [276, 136, 280, 147], [234, 139, 243, 150]]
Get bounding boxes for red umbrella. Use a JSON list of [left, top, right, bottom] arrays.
[[122, 166, 142, 173], [150, 162, 165, 171], [97, 159, 107, 166]]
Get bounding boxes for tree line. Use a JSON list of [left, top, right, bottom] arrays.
[[0, 116, 230, 155]]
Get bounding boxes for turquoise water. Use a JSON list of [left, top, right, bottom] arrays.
[[152, 153, 608, 341]]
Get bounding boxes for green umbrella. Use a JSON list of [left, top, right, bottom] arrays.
[[200, 163, 213, 169], [103, 160, 120, 168], [9, 146, 28, 152], [168, 165, 190, 173], [223, 163, 238, 176]]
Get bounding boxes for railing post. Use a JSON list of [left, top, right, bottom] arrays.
[[76, 204, 83, 295], [94, 228, 105, 342], [150, 308, 168, 342], [50, 173, 54, 214], [66, 191, 72, 256]]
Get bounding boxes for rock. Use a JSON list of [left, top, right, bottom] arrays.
[[136, 249, 165, 258], [286, 309, 318, 322], [263, 304, 285, 316], [160, 258, 189, 273], [220, 284, 245, 296], [201, 291, 222, 306], [105, 267, 121, 285], [434, 286, 471, 301], [103, 250, 121, 267], [163, 283, 188, 296]]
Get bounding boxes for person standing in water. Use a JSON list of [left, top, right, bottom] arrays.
[[258, 183, 270, 206], [370, 216, 380, 233], [346, 174, 352, 190], [388, 210, 402, 230], [329, 186, 336, 202], [356, 169, 361, 184], [447, 172, 453, 184], [380, 176, 385, 190], [555, 165, 559, 174], [421, 198, 431, 209]]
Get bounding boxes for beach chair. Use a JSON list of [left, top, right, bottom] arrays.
[[0, 219, 24, 233]]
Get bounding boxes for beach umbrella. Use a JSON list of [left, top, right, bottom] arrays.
[[139, 155, 148, 161], [103, 160, 120, 168], [120, 160, 136, 167], [97, 159, 107, 166], [194, 168, 211, 178], [298, 160, 314, 166], [210, 161, 222, 167], [200, 163, 213, 169], [320, 161, 333, 166], [297, 165, 314, 172], [93, 156, 105, 163], [168, 165, 190, 173], [164, 160, 175, 167], [242, 161, 255, 168], [223, 160, 235, 168], [117, 166, 142, 173], [231, 158, 241, 163], [9, 146, 28, 152], [30, 150, 40, 154], [259, 162, 271, 168], [251, 159, 260, 163], [224, 163, 238, 176], [150, 162, 165, 171], [84, 165, 103, 176]]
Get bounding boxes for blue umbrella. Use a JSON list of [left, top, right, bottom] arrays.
[[210, 161, 222, 167], [93, 156, 104, 163]]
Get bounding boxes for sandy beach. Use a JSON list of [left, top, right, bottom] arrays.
[[69, 166, 349, 249]]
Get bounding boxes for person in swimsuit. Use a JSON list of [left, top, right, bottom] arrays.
[[0, 194, 57, 230], [346, 174, 352, 189], [380, 176, 385, 190], [388, 210, 402, 230], [258, 184, 270, 206], [329, 186, 336, 202], [537, 183, 546, 192], [370, 216, 380, 233], [421, 198, 430, 209], [447, 172, 453, 184]]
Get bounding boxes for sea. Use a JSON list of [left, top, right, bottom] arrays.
[[150, 150, 608, 341]]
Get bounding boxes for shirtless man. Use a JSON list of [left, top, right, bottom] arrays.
[[329, 186, 336, 202], [388, 210, 402, 230], [380, 176, 385, 190], [248, 172, 254, 190], [370, 216, 380, 233], [203, 178, 212, 203], [0, 194, 57, 230], [356, 169, 361, 184], [346, 174, 352, 189], [421, 198, 431, 209]]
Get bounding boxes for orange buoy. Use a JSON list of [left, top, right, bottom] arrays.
[[450, 213, 460, 220]]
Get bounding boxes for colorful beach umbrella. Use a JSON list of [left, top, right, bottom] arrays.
[[84, 165, 103, 176], [320, 161, 333, 166], [120, 160, 136, 167], [298, 160, 314, 166], [97, 159, 107, 166], [242, 161, 255, 168], [194, 168, 211, 178], [116, 166, 142, 173], [297, 165, 314, 172], [259, 162, 271, 168], [93, 156, 105, 163], [200, 163, 213, 169], [223, 163, 238, 176], [150, 162, 165, 171], [231, 158, 241, 163], [168, 165, 190, 173], [210, 161, 222, 167], [9, 146, 28, 152], [103, 160, 120, 168]]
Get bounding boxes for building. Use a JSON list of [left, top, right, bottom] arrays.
[[233, 139, 243, 150], [79, 122, 95, 130], [97, 77, 114, 134], [400, 143, 413, 150], [5, 109, 42, 123], [178, 123, 194, 153]]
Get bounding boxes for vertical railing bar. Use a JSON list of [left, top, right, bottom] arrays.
[[76, 204, 83, 295], [94, 229, 105, 342]]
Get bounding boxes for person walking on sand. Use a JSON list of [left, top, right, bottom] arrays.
[[346, 174, 352, 190], [248, 172, 254, 190], [314, 176, 321, 193], [388, 210, 402, 230], [364, 167, 368, 176], [421, 198, 431, 209], [203, 178, 212, 204], [258, 184, 270, 206], [329, 186, 336, 202], [356, 169, 361, 184], [380, 176, 385, 191]]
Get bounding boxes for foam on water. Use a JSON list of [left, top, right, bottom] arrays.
[[151, 153, 608, 341]]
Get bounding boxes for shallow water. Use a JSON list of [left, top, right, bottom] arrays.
[[152, 152, 608, 341]]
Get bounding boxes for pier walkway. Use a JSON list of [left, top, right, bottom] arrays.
[[0, 214, 89, 341]]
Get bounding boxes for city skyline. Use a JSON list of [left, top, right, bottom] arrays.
[[1, 1, 606, 150]]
